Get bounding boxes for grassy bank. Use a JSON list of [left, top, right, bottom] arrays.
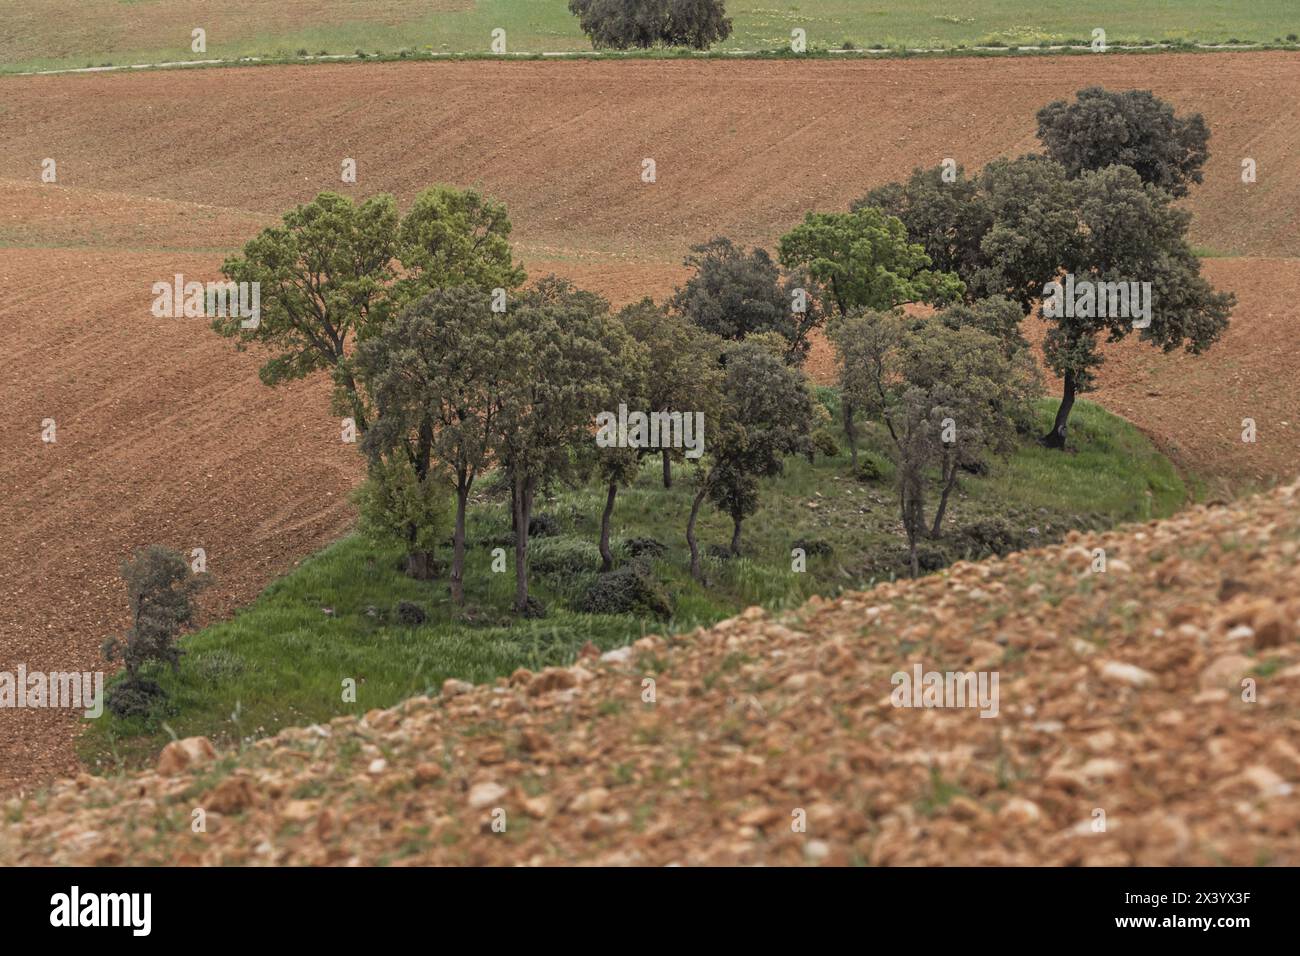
[[81, 395, 1184, 772], [4, 0, 1298, 75]]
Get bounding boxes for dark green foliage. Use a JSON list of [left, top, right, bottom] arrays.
[[578, 562, 674, 619], [623, 537, 667, 559], [672, 237, 818, 362], [528, 514, 561, 538], [851, 452, 889, 483], [104, 679, 167, 720], [1036, 86, 1210, 197], [568, 0, 733, 50], [395, 601, 427, 627], [102, 546, 207, 718], [812, 428, 840, 458], [792, 538, 834, 557]]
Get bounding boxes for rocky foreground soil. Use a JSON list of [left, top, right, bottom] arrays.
[[4, 482, 1299, 866]]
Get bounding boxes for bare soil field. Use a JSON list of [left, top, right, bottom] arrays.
[[3, 54, 1299, 257], [0, 53, 1296, 793]]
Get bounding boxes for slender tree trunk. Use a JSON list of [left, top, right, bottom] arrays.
[[930, 452, 959, 538], [844, 402, 858, 470], [599, 480, 617, 572], [414, 416, 433, 481], [901, 475, 925, 578], [661, 449, 672, 489], [339, 366, 369, 434], [686, 486, 708, 581], [512, 476, 534, 613], [730, 514, 743, 557], [451, 475, 469, 605], [1042, 369, 1077, 450]]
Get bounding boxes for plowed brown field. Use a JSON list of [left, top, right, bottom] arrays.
[[0, 53, 1296, 792]]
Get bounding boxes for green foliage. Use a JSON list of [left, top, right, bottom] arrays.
[[215, 191, 398, 424], [394, 185, 524, 300], [856, 90, 1236, 446], [578, 562, 674, 618], [778, 206, 964, 316], [530, 537, 603, 575], [102, 546, 208, 718], [1036, 86, 1210, 197], [352, 456, 452, 557], [568, 0, 733, 50], [671, 237, 819, 361], [215, 186, 522, 432]]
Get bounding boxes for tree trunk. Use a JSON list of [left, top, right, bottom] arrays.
[[404, 550, 434, 580], [844, 402, 858, 471], [512, 476, 534, 613], [599, 480, 617, 572], [686, 486, 708, 581], [930, 451, 958, 538], [730, 514, 743, 556], [403, 516, 432, 579], [1042, 370, 1077, 450], [340, 366, 370, 434], [901, 478, 925, 579], [661, 449, 672, 489], [450, 477, 469, 605], [414, 416, 433, 481]]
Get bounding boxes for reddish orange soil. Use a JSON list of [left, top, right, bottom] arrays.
[[0, 53, 1296, 792]]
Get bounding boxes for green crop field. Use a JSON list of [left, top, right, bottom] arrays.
[[3, 0, 1298, 74]]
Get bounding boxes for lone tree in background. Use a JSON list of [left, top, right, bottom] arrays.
[[102, 546, 207, 718], [1037, 86, 1210, 197], [215, 186, 523, 437], [355, 287, 512, 595], [672, 237, 822, 363], [568, 0, 732, 50]]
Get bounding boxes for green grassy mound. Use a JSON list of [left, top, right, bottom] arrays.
[[81, 396, 1185, 772]]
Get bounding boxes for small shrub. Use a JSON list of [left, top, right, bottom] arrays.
[[519, 595, 548, 619], [395, 601, 427, 626], [102, 546, 207, 717], [105, 679, 167, 719], [578, 563, 673, 619], [793, 538, 833, 557], [528, 513, 560, 538], [953, 517, 1023, 557], [852, 452, 890, 483], [623, 536, 667, 559], [812, 428, 840, 458]]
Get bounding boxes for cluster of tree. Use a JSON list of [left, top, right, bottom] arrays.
[[568, 0, 732, 51], [214, 186, 829, 613], [830, 306, 1039, 576], [855, 86, 1234, 448]]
